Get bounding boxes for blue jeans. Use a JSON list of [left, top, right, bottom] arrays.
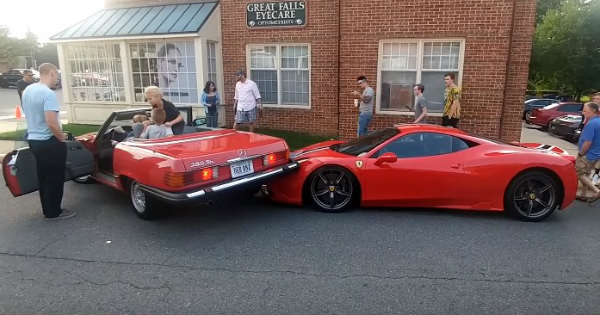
[[358, 112, 373, 137]]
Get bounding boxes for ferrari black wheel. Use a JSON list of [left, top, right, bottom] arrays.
[[308, 166, 355, 213], [505, 171, 559, 222]]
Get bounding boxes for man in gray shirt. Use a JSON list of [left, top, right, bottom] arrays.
[[413, 84, 428, 123], [352, 76, 374, 137]]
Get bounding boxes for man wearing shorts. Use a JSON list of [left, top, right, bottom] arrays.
[[233, 70, 262, 133]]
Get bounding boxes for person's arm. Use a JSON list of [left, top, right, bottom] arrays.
[[252, 82, 262, 110], [165, 114, 183, 127], [580, 141, 592, 156], [201, 93, 208, 107], [44, 111, 65, 141], [414, 106, 428, 123]]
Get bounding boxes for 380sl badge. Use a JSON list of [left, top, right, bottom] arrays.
[[189, 160, 215, 168]]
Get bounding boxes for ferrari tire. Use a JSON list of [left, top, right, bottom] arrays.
[[308, 166, 355, 213], [504, 171, 559, 222], [73, 175, 94, 184], [129, 181, 163, 220]]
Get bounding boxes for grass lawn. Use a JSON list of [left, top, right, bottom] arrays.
[[0, 124, 333, 150]]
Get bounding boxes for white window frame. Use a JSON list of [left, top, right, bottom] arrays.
[[246, 43, 311, 109], [63, 41, 127, 104], [376, 38, 465, 116]]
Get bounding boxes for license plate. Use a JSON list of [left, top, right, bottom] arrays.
[[230, 160, 254, 178]]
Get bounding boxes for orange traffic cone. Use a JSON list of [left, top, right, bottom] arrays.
[[15, 106, 22, 119]]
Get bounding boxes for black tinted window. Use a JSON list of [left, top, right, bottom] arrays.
[[334, 128, 399, 156], [559, 104, 581, 112], [375, 132, 473, 158]]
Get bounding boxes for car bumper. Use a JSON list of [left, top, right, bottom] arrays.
[[138, 161, 299, 203]]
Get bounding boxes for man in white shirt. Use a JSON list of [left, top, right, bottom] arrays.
[[233, 70, 262, 132]]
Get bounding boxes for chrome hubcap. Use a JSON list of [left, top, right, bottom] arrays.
[[131, 183, 146, 213]]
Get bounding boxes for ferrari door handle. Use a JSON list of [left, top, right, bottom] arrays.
[[450, 163, 462, 169]]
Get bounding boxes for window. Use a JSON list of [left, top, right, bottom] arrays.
[[207, 41, 218, 86], [374, 132, 472, 158], [559, 104, 583, 113], [65, 42, 125, 103], [378, 40, 463, 114], [130, 40, 198, 104], [248, 44, 310, 107]]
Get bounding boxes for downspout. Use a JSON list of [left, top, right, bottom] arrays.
[[336, 0, 341, 139], [498, 0, 518, 140]]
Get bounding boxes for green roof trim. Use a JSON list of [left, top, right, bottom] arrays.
[[50, 1, 218, 41]]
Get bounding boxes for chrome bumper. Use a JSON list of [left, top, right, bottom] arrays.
[[139, 162, 299, 203]]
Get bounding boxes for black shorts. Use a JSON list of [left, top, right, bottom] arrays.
[[442, 116, 459, 128]]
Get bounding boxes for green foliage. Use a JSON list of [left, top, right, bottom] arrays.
[[530, 0, 600, 99]]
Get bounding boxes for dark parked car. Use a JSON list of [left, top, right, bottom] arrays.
[[526, 102, 583, 129], [0, 69, 40, 88], [523, 99, 557, 120], [549, 114, 583, 143]]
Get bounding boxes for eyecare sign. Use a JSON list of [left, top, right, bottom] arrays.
[[246, 1, 306, 28]]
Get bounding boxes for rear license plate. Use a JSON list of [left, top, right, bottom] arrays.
[[230, 160, 254, 178]]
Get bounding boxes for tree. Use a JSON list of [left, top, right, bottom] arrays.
[[530, 0, 600, 99], [536, 0, 563, 24]]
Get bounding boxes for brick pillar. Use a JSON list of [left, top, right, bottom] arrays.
[[500, 0, 537, 142]]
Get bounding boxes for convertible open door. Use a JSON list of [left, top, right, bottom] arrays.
[[2, 141, 95, 197]]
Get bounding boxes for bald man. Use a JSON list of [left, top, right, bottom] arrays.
[[22, 63, 75, 219]]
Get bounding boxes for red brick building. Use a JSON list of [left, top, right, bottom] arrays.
[[61, 0, 535, 141], [220, 0, 536, 141]]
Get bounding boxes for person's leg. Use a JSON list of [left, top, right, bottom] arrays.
[[358, 113, 368, 137], [45, 138, 67, 216], [451, 118, 459, 128], [28, 140, 49, 216], [233, 110, 241, 130], [441, 116, 449, 126], [364, 113, 373, 134], [30, 138, 63, 218], [576, 155, 599, 198]]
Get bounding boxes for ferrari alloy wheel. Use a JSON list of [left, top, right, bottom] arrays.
[[129, 181, 162, 220], [505, 171, 559, 222], [309, 166, 355, 212]]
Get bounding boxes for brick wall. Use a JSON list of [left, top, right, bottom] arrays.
[[115, 0, 536, 142], [220, 0, 340, 136]]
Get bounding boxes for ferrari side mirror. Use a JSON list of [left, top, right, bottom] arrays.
[[375, 152, 397, 166]]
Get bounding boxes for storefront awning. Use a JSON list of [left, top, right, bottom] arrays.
[[50, 1, 218, 41]]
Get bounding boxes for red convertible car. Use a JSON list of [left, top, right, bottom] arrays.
[[265, 124, 577, 221], [2, 108, 297, 219]]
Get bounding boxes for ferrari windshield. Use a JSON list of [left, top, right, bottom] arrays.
[[332, 128, 399, 156]]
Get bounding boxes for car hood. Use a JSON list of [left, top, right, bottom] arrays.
[[291, 140, 343, 159], [122, 129, 288, 170]]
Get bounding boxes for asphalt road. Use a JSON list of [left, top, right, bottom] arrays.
[[0, 180, 599, 314]]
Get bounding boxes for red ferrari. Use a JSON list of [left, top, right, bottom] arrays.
[[265, 124, 578, 221]]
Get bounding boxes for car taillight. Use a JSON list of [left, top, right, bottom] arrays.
[[263, 151, 289, 166], [264, 153, 277, 166], [196, 167, 219, 181], [164, 172, 193, 188]]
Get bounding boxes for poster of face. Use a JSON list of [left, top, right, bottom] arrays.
[[154, 41, 198, 104]]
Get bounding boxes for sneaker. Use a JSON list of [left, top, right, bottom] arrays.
[[45, 209, 76, 220]]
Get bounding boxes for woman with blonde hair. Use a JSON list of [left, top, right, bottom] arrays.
[[144, 86, 184, 135]]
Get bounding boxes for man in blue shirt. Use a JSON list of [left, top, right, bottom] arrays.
[[576, 102, 600, 201], [22, 63, 74, 219]]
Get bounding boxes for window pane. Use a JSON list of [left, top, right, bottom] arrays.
[[382, 42, 417, 71], [281, 70, 309, 105], [251, 70, 277, 104], [423, 41, 460, 70], [251, 46, 276, 69], [420, 71, 447, 113], [380, 71, 416, 111]]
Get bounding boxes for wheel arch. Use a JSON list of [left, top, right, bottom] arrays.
[[504, 167, 565, 210]]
